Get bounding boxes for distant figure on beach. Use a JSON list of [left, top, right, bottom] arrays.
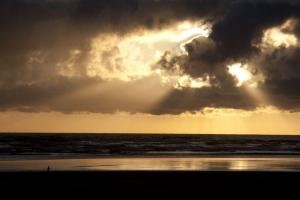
[[47, 166, 50, 172]]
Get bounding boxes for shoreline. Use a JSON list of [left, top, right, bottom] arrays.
[[1, 156, 300, 172]]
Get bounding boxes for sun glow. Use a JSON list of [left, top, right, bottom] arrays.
[[228, 63, 269, 107], [228, 63, 253, 87], [175, 75, 210, 89], [261, 19, 298, 49], [172, 21, 210, 42], [173, 21, 211, 55], [88, 20, 211, 90]]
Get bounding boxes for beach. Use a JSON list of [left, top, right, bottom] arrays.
[[1, 156, 300, 171], [1, 134, 300, 197]]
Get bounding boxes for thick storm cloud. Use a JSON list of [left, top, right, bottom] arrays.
[[155, 0, 300, 114], [1, 0, 300, 114]]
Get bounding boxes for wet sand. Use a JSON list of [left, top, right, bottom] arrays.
[[1, 156, 299, 197], [1, 156, 300, 171]]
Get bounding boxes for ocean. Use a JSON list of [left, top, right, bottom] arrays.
[[0, 133, 300, 171]]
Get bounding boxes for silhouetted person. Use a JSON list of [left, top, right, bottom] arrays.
[[47, 166, 50, 172]]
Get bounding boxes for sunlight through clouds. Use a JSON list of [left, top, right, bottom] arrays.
[[2, 0, 300, 134], [175, 75, 211, 89], [87, 20, 211, 89], [228, 63, 253, 87], [227, 63, 265, 88], [261, 19, 298, 49]]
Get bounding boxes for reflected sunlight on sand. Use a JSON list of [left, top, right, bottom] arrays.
[[1, 157, 300, 172]]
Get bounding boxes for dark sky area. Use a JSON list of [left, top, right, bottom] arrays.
[[1, 0, 300, 115]]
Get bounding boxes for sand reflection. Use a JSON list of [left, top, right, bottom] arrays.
[[1, 157, 300, 171]]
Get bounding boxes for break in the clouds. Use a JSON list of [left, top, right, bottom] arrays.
[[1, 0, 300, 114]]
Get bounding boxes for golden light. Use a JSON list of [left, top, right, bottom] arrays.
[[88, 34, 156, 81], [172, 21, 210, 55], [227, 62, 269, 107], [227, 63, 253, 87], [175, 75, 210, 89], [87, 20, 211, 85], [261, 19, 298, 49], [227, 62, 270, 109], [172, 21, 210, 42], [64, 20, 213, 115], [173, 21, 210, 55]]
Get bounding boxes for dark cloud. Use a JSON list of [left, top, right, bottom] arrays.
[[0, 75, 170, 114], [151, 87, 256, 115], [155, 0, 300, 114], [0, 0, 224, 84], [159, 1, 300, 75], [1, 0, 300, 114], [257, 47, 300, 111], [210, 1, 298, 60]]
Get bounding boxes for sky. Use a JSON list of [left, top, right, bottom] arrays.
[[1, 0, 300, 134]]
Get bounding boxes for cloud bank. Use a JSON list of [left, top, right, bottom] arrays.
[[1, 0, 300, 114]]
